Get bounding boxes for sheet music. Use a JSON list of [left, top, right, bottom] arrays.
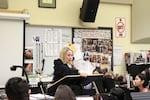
[[30, 93, 54, 100], [30, 94, 94, 100], [76, 96, 94, 100], [113, 46, 123, 66]]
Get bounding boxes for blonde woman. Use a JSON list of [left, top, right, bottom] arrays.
[[53, 47, 87, 82]]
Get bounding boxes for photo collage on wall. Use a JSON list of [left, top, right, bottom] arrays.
[[73, 27, 113, 72]]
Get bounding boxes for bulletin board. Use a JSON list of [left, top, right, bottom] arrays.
[[72, 27, 113, 71], [24, 24, 72, 75], [25, 25, 113, 76]]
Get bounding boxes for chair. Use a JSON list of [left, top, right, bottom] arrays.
[[131, 92, 150, 100], [102, 77, 115, 93]]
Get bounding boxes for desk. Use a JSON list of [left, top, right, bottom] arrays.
[[47, 74, 103, 96], [29, 74, 53, 86], [30, 94, 54, 100], [28, 74, 53, 94], [30, 94, 94, 100], [131, 92, 150, 100], [0, 89, 6, 100]]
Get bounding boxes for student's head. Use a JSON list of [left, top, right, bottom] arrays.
[[55, 85, 76, 100], [110, 87, 125, 100], [134, 73, 148, 88], [141, 68, 150, 81], [5, 77, 30, 100], [60, 47, 73, 64]]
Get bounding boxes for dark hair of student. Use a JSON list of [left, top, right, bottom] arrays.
[[142, 68, 150, 81], [5, 77, 29, 100], [137, 73, 149, 88], [54, 85, 76, 100], [110, 87, 125, 100]]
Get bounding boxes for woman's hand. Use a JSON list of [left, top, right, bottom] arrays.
[[78, 70, 88, 77], [69, 60, 75, 68]]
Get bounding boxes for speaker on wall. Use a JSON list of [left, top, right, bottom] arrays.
[[80, 0, 100, 22]]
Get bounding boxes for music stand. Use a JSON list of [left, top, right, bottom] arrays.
[[46, 74, 103, 96]]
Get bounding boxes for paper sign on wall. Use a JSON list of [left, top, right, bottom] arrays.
[[115, 17, 126, 38]]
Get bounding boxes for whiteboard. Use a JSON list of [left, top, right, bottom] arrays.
[[0, 19, 24, 88], [25, 25, 72, 75]]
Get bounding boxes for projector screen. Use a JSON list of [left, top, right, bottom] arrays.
[[0, 19, 24, 88]]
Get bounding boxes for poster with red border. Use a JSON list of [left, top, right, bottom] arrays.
[[115, 17, 126, 38]]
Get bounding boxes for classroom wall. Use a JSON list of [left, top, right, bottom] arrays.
[[7, 0, 150, 75]]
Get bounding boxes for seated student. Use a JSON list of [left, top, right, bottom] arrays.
[[92, 67, 113, 93], [84, 67, 104, 92], [54, 85, 76, 100], [5, 77, 31, 100], [133, 73, 149, 92], [103, 72, 115, 93], [92, 67, 104, 91]]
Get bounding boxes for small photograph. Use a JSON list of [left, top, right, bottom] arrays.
[[24, 63, 33, 74], [82, 38, 98, 52], [82, 38, 112, 54], [24, 48, 33, 59], [147, 50, 150, 63], [89, 54, 102, 63]]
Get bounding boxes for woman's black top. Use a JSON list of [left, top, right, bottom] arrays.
[[53, 59, 79, 82]]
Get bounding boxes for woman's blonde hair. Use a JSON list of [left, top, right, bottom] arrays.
[[59, 47, 73, 64]]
